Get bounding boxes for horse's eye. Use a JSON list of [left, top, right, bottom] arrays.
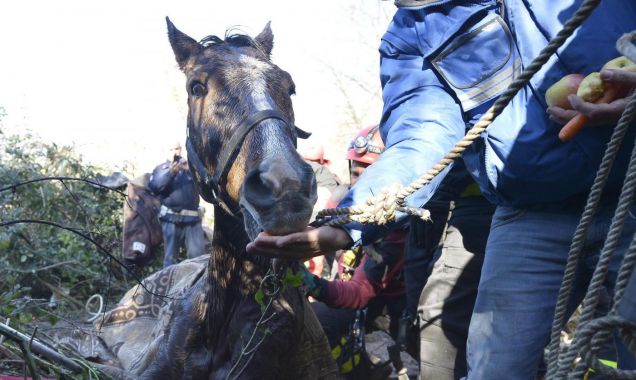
[[190, 82, 207, 97]]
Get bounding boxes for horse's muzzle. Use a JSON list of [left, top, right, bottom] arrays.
[[241, 158, 317, 234]]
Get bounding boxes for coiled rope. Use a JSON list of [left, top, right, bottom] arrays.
[[548, 31, 636, 380], [313, 0, 603, 228]]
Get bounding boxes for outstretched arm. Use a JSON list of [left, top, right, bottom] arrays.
[[249, 12, 465, 258]]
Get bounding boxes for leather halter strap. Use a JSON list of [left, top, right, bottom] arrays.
[[186, 109, 310, 217]]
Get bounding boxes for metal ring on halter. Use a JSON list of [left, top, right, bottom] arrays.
[[260, 273, 283, 298]]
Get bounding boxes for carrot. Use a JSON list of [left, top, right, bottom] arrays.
[[558, 85, 620, 142]]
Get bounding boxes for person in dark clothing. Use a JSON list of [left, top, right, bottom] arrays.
[[148, 142, 205, 268], [302, 126, 407, 378], [417, 181, 495, 380], [398, 160, 495, 380]]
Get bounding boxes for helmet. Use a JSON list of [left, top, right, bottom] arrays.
[[345, 125, 384, 165]]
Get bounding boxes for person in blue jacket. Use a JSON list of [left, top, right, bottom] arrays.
[[148, 142, 205, 268], [249, 1, 636, 378]]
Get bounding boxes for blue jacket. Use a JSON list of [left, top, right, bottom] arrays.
[[148, 160, 200, 215], [340, 0, 636, 244]]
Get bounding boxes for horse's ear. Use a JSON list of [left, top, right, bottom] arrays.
[[255, 21, 274, 57], [166, 17, 201, 71]]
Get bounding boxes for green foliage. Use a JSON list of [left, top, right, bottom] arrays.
[[0, 132, 129, 332], [254, 288, 265, 313], [283, 267, 303, 288]]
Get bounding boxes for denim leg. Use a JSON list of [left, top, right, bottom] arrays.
[[185, 221, 206, 259], [161, 221, 182, 268], [466, 205, 636, 379], [466, 207, 584, 379]]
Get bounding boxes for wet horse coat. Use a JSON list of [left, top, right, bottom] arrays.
[[135, 19, 338, 379]]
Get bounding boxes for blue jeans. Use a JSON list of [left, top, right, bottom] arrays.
[[466, 204, 636, 379], [161, 220, 205, 268]]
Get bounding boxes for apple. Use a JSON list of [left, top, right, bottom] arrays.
[[545, 73, 585, 109], [577, 72, 605, 102], [602, 56, 636, 72]]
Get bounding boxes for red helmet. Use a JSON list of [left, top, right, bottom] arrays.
[[346, 125, 384, 165]]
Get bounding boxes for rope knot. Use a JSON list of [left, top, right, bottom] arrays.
[[349, 184, 401, 225]]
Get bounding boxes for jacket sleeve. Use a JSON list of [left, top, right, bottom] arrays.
[[313, 256, 378, 309], [339, 11, 466, 245], [147, 162, 174, 196]]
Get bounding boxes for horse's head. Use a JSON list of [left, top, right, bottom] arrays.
[[166, 18, 317, 240]]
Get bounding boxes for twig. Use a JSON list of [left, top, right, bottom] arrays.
[[0, 321, 83, 373], [0, 176, 126, 197], [36, 277, 84, 309], [29, 326, 38, 350], [5, 260, 79, 274], [18, 337, 40, 380], [0, 317, 8, 345], [0, 219, 182, 301]]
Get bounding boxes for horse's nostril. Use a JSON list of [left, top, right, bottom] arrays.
[[259, 171, 283, 197], [243, 166, 279, 209]]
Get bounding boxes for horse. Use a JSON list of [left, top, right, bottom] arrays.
[[137, 18, 340, 379]]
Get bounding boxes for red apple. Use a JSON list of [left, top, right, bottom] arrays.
[[545, 73, 585, 109]]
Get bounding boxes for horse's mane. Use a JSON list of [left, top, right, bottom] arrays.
[[199, 27, 268, 56]]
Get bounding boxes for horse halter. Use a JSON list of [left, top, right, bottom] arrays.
[[186, 109, 311, 217]]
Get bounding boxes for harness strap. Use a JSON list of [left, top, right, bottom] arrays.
[[186, 109, 312, 218], [186, 137, 240, 217], [214, 110, 289, 187]]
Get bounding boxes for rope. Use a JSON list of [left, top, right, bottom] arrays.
[[569, 316, 636, 380], [547, 31, 636, 378], [314, 0, 603, 228], [568, 234, 636, 379], [315, 1, 632, 376], [225, 268, 283, 380], [85, 294, 104, 323], [552, 93, 636, 379]]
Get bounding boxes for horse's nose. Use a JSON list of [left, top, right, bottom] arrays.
[[243, 160, 291, 209]]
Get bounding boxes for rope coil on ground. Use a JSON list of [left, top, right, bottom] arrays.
[[313, 0, 603, 228], [85, 294, 104, 323]]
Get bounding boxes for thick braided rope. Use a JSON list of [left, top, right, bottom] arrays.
[[314, 0, 602, 228], [568, 235, 636, 379], [566, 316, 636, 380], [553, 96, 636, 379], [547, 31, 636, 377]]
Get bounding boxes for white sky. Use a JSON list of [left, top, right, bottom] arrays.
[[0, 0, 394, 178]]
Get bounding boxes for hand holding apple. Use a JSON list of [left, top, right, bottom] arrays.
[[546, 55, 636, 141], [576, 72, 605, 102]]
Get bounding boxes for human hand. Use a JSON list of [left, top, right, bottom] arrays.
[[246, 226, 353, 261], [547, 69, 636, 127], [169, 159, 187, 175]]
